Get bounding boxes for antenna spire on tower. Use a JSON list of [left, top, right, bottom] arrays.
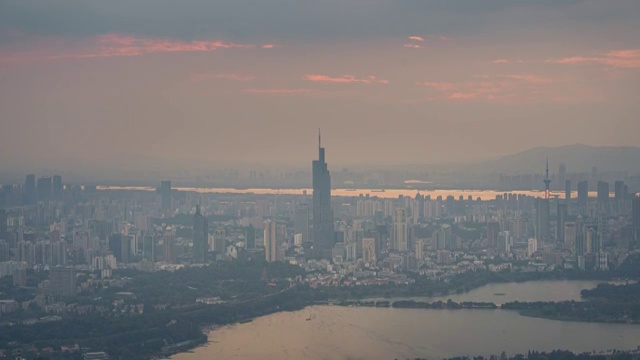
[[546, 158, 549, 179], [318, 128, 321, 149], [543, 158, 552, 199]]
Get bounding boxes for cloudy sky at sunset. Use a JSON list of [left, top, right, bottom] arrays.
[[1, 0, 639, 170]]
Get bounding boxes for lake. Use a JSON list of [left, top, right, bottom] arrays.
[[172, 280, 640, 360]]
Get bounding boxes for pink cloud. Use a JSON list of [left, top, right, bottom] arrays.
[[549, 49, 640, 68], [0, 33, 261, 64], [492, 59, 510, 64], [405, 35, 447, 47], [417, 74, 563, 104], [447, 92, 480, 100], [84, 34, 255, 57], [243, 88, 315, 95], [499, 74, 553, 84], [418, 81, 456, 91], [190, 73, 255, 82], [304, 74, 388, 85]]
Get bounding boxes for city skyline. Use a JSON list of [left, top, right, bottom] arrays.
[[1, 135, 640, 357], [1, 1, 640, 170], [2, 2, 640, 359]]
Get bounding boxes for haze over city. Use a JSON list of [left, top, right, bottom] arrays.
[[1, 0, 640, 172], [2, 2, 640, 360]]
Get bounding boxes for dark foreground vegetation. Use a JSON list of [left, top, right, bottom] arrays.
[[502, 298, 640, 324], [4, 254, 640, 359], [0, 260, 312, 359]]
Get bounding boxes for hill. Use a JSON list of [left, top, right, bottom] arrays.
[[474, 144, 640, 174]]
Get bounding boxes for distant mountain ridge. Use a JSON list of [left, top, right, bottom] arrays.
[[479, 144, 640, 174]]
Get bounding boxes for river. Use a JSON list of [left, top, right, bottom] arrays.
[[99, 186, 605, 200], [172, 281, 640, 360]]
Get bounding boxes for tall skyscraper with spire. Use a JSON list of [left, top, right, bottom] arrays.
[[312, 130, 334, 259], [192, 205, 208, 264]]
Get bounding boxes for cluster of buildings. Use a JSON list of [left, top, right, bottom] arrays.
[[0, 136, 640, 311]]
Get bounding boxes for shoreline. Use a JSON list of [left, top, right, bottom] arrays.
[[516, 311, 640, 325]]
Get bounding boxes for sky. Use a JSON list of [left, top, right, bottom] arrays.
[[1, 0, 639, 172]]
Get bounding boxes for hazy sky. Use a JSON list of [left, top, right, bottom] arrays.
[[1, 0, 639, 170]]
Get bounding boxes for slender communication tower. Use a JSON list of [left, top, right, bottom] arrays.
[[544, 158, 551, 199]]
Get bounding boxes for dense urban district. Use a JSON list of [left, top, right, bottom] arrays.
[[1, 142, 640, 359]]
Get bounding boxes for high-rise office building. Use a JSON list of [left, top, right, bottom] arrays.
[[37, 176, 52, 202], [213, 228, 226, 253], [192, 205, 208, 264], [24, 174, 36, 205], [294, 202, 311, 245], [536, 198, 550, 242], [163, 232, 175, 263], [557, 203, 567, 243], [433, 224, 452, 250], [415, 193, 425, 222], [393, 207, 408, 251], [498, 231, 511, 253], [52, 175, 63, 201], [264, 220, 278, 262], [564, 222, 577, 251], [312, 131, 334, 259], [245, 225, 256, 250], [108, 233, 130, 263], [575, 215, 585, 255], [558, 163, 566, 191], [585, 227, 597, 254], [614, 180, 627, 202], [160, 180, 172, 210], [143, 234, 155, 262], [487, 221, 500, 248], [577, 180, 588, 207], [564, 180, 572, 201], [597, 181, 609, 210]]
